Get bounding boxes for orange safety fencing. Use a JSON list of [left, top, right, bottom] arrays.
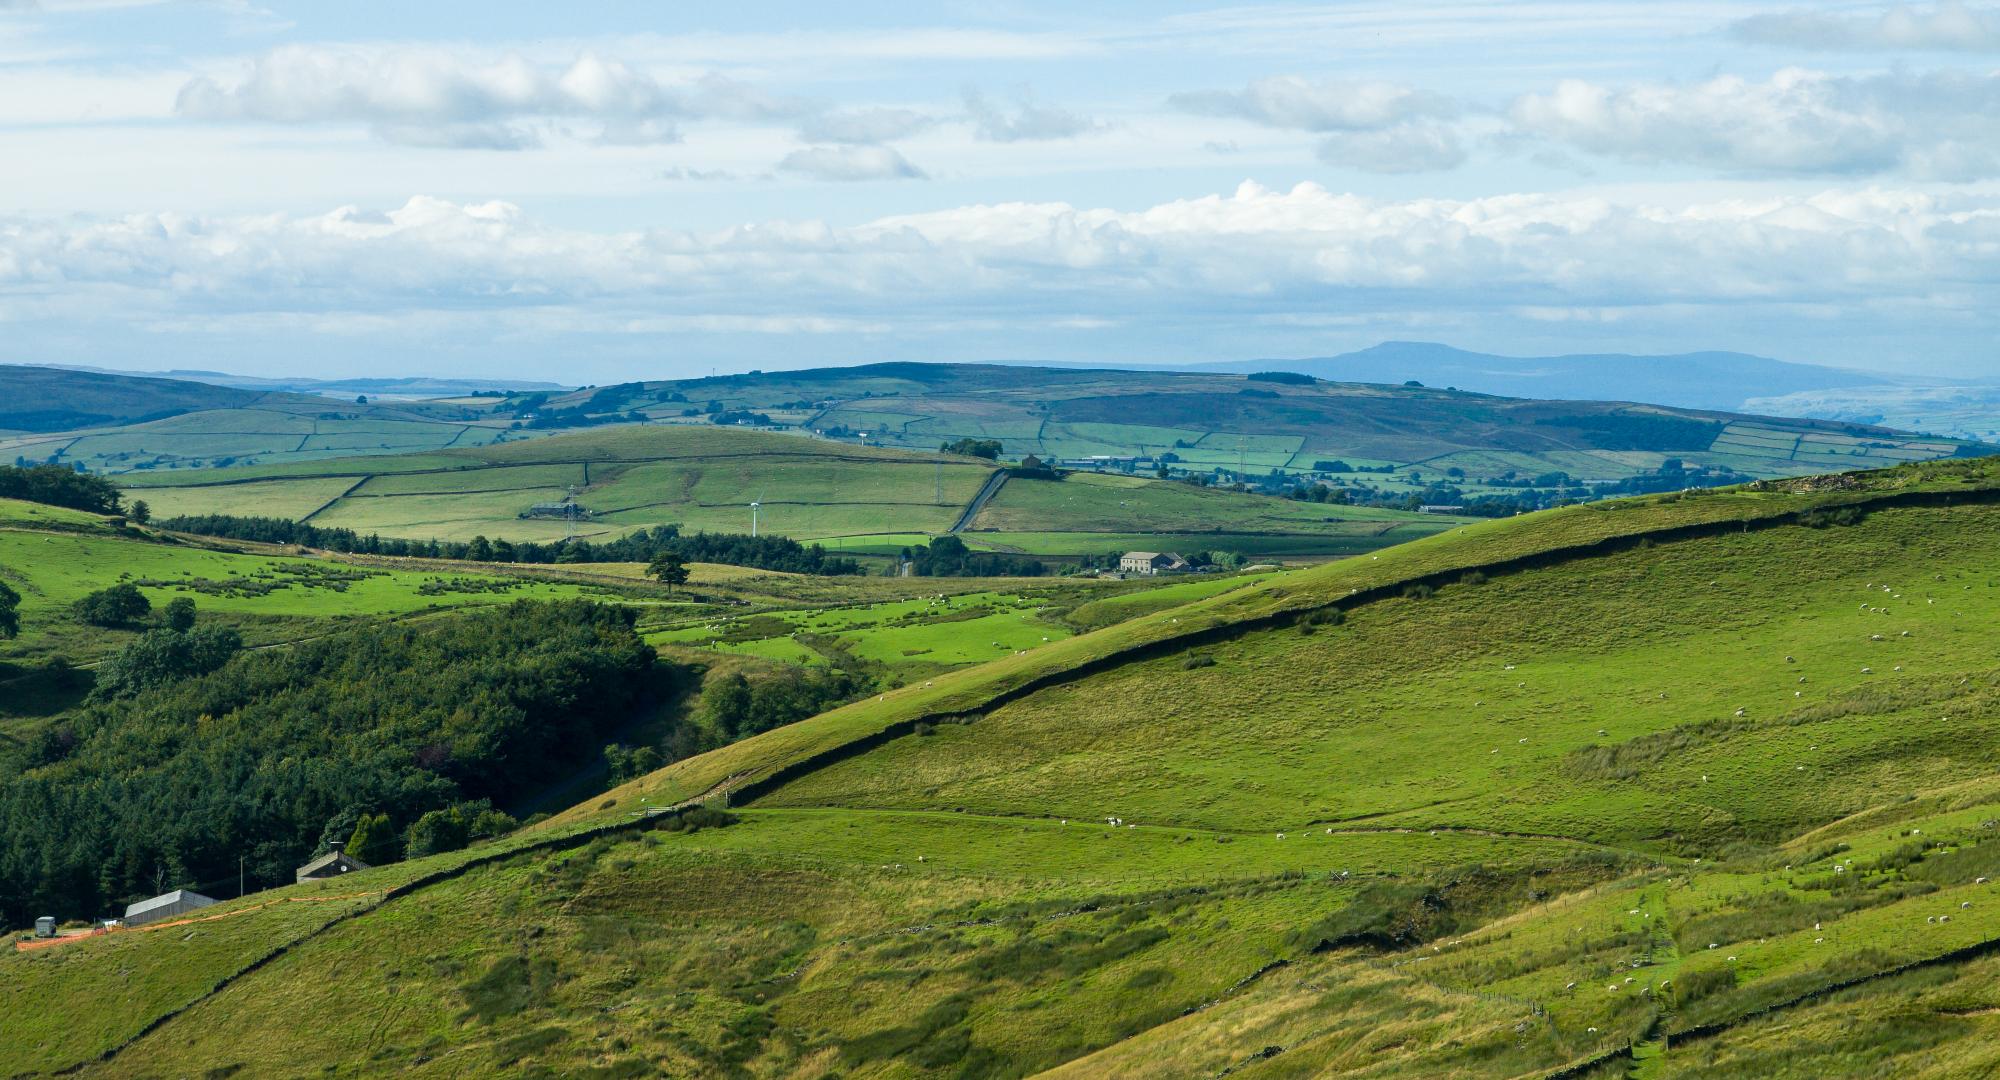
[[13, 891, 381, 952]]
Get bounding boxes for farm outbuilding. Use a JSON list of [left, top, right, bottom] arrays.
[[123, 889, 218, 927], [296, 840, 371, 884], [1120, 551, 1188, 576]]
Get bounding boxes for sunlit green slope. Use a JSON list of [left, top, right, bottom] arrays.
[[15, 458, 2000, 1077]]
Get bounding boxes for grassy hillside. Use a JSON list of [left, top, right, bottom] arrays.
[[20, 457, 2000, 1076], [117, 424, 1464, 559]]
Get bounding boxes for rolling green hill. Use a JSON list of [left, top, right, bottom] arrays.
[[116, 424, 1466, 559], [18, 457, 2000, 1076], [0, 365, 568, 475], [543, 362, 1993, 491], [0, 365, 272, 434]]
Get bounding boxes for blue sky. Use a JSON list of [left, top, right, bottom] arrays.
[[3, 1, 1999, 381]]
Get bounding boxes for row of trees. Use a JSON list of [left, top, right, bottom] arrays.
[[0, 463, 123, 514], [154, 516, 866, 576], [0, 599, 672, 923]]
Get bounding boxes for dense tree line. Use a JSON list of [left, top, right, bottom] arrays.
[[0, 463, 123, 513], [900, 534, 1046, 577], [0, 600, 671, 923], [154, 515, 865, 576]]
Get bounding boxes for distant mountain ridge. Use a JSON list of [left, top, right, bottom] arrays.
[[22, 363, 569, 399], [1191, 341, 1913, 413]]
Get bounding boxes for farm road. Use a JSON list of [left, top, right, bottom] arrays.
[[948, 469, 1007, 533]]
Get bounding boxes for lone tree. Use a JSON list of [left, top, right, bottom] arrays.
[[163, 596, 197, 632], [647, 551, 691, 595], [128, 499, 151, 524], [73, 583, 151, 627]]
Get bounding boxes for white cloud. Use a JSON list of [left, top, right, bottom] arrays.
[[1171, 76, 1454, 132], [4, 184, 1994, 317], [776, 144, 926, 181], [796, 106, 935, 144], [1315, 124, 1465, 173], [1510, 67, 2000, 179], [175, 46, 808, 148], [5, 183, 1998, 375], [1171, 76, 1465, 173], [1731, 3, 2000, 52], [963, 89, 1100, 142]]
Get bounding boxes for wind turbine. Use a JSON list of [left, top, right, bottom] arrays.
[[749, 498, 761, 537]]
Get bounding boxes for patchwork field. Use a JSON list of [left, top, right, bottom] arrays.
[[118, 424, 1464, 558], [21, 458, 2000, 1076], [531, 363, 1991, 488]]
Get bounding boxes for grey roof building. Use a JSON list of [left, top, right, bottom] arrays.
[[123, 889, 219, 927], [296, 840, 372, 884]]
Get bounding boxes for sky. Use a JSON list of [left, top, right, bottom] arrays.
[[3, 1, 1999, 382]]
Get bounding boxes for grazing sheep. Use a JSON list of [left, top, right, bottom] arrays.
[[1816, 937, 1825, 944]]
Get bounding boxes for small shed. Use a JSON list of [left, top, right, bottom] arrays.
[[123, 889, 218, 927], [296, 840, 372, 884]]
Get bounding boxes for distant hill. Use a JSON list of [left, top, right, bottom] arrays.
[[563, 362, 1994, 489], [1193, 340, 1904, 412], [0, 365, 272, 433], [14, 361, 1996, 503], [29, 364, 570, 399], [0, 366, 561, 475]]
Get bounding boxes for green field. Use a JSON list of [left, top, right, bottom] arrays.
[[23, 459, 2000, 1077], [117, 423, 1462, 558], [648, 589, 1074, 675]]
